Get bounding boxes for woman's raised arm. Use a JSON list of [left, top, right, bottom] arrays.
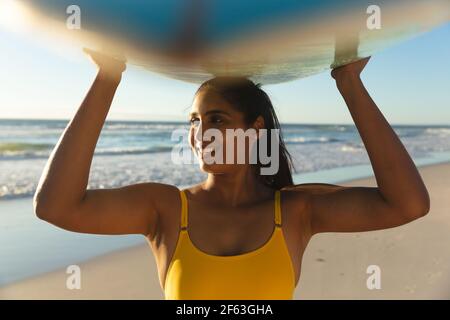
[[33, 49, 175, 237], [293, 57, 430, 236]]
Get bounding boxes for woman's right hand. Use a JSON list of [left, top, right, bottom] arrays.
[[83, 48, 127, 81]]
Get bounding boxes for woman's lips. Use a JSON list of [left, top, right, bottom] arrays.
[[195, 143, 215, 158]]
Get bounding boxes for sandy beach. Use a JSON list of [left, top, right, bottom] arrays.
[[1, 162, 449, 300]]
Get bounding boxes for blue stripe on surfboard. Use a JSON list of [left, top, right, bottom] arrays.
[[22, 0, 395, 46]]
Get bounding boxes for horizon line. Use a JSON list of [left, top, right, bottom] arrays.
[[0, 117, 449, 127]]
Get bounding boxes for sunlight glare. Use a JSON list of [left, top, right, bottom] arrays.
[[0, 0, 29, 31]]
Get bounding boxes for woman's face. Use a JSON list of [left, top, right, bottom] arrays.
[[189, 89, 262, 174]]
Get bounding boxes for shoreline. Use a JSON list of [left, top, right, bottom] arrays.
[[1, 161, 450, 299], [2, 153, 449, 202]]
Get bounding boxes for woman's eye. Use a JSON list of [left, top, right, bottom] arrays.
[[210, 116, 223, 124]]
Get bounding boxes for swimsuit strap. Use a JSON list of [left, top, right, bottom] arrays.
[[275, 190, 282, 227], [180, 189, 188, 230]]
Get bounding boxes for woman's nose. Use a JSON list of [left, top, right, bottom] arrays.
[[193, 121, 203, 145]]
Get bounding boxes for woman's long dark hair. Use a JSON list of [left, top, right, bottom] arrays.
[[195, 76, 295, 190]]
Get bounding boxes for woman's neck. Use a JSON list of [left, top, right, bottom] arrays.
[[201, 167, 274, 207]]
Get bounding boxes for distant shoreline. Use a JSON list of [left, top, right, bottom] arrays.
[[1, 117, 449, 127], [1, 156, 450, 202]]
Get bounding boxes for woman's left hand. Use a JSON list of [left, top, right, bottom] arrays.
[[331, 56, 370, 83]]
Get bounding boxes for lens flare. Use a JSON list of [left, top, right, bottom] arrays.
[[0, 0, 29, 31]]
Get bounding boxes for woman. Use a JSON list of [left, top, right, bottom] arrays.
[[34, 50, 430, 300]]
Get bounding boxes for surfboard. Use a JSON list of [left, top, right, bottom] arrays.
[[3, 0, 450, 84]]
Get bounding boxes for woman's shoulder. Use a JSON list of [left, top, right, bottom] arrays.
[[281, 182, 345, 195], [138, 182, 182, 214], [279, 183, 348, 218], [279, 183, 342, 214], [179, 184, 201, 193], [179, 183, 205, 199]]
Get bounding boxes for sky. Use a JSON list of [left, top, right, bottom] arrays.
[[0, 6, 449, 125]]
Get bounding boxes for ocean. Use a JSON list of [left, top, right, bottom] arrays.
[[1, 118, 450, 286], [1, 119, 450, 199]]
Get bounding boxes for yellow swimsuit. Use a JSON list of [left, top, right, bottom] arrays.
[[164, 189, 296, 300]]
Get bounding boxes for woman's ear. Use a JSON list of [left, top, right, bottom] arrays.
[[253, 115, 265, 138], [253, 116, 265, 139], [253, 115, 265, 130]]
